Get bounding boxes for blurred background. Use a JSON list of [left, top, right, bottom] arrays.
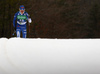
[[0, 0, 100, 38]]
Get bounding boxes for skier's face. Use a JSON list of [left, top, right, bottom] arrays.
[[20, 10, 25, 14]]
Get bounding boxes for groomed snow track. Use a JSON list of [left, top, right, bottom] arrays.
[[0, 38, 100, 74]]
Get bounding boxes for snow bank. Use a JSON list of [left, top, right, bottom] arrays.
[[0, 38, 100, 74]]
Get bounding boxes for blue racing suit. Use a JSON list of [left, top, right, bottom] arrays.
[[13, 11, 29, 38]]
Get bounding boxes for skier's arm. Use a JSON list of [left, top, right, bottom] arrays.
[[13, 13, 17, 28], [26, 12, 32, 23]]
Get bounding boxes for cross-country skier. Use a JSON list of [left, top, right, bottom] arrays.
[[13, 5, 32, 38]]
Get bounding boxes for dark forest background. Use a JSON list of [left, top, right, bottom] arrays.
[[0, 0, 100, 38]]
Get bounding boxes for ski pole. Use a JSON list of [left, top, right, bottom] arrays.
[[29, 23, 30, 33], [28, 22, 31, 38]]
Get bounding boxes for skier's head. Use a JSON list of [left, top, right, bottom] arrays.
[[19, 5, 25, 10], [19, 5, 25, 14]]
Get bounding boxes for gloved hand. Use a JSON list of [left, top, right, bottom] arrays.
[[28, 18, 32, 23], [12, 27, 16, 36]]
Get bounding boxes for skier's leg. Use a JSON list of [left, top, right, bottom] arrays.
[[16, 29, 21, 38], [22, 27, 27, 38]]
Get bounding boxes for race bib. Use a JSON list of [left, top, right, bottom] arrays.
[[17, 15, 27, 20]]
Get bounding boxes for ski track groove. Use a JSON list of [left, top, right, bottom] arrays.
[[5, 38, 27, 74], [0, 38, 8, 74], [0, 38, 26, 74]]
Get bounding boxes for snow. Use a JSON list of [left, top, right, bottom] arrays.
[[0, 38, 100, 74]]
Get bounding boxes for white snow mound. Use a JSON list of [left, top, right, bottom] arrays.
[[0, 38, 100, 74]]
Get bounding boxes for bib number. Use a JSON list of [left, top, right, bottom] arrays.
[[20, 19, 24, 22]]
